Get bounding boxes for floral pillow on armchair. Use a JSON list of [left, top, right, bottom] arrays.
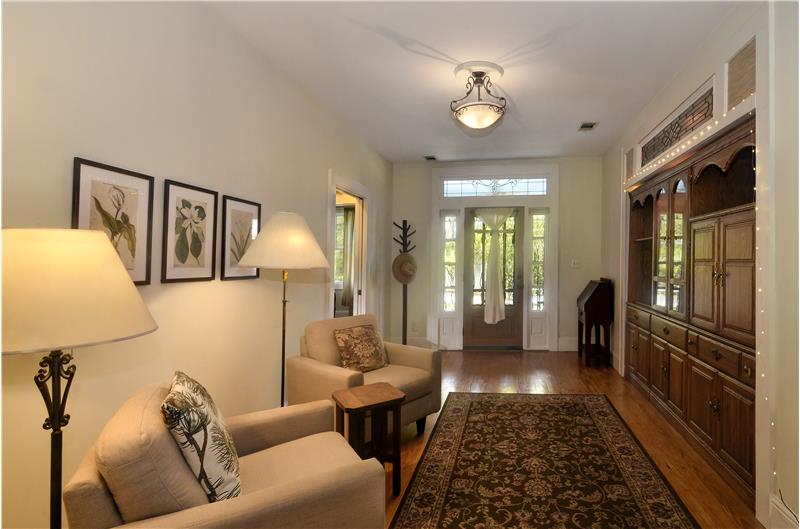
[[333, 324, 388, 372]]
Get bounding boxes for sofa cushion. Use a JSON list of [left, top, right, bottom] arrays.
[[363, 364, 432, 402], [304, 314, 378, 365], [94, 385, 208, 523], [334, 324, 388, 372], [238, 431, 361, 493], [162, 371, 242, 502]]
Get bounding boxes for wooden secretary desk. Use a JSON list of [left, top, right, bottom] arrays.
[[625, 114, 757, 507]]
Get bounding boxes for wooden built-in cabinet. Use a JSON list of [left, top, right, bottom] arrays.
[[625, 115, 757, 507]]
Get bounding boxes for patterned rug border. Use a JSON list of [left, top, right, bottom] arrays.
[[389, 392, 700, 529]]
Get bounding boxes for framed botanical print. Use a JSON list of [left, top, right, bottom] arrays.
[[71, 157, 155, 285], [221, 195, 261, 280], [162, 180, 218, 282]]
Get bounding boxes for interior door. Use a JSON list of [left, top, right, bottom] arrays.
[[690, 218, 718, 332], [463, 208, 523, 348]]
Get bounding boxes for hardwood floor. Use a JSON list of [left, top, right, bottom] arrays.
[[383, 350, 763, 529]]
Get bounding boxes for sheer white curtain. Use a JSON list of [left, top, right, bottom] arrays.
[[477, 208, 514, 324]]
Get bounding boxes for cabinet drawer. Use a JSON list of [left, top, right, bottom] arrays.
[[652, 315, 687, 349], [697, 335, 740, 379], [687, 331, 699, 356], [738, 354, 756, 387], [627, 306, 651, 329]]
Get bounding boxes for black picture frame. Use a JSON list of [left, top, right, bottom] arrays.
[[221, 195, 262, 281], [161, 179, 218, 283], [71, 157, 155, 285]]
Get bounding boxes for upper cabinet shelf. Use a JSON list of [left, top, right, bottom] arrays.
[[691, 146, 756, 218]]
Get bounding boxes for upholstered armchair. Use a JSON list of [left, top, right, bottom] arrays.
[[287, 315, 441, 434], [63, 385, 384, 529]]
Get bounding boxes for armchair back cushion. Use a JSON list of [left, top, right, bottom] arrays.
[[304, 314, 378, 365], [94, 384, 208, 523]]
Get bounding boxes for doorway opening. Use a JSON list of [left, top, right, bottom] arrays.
[[333, 189, 365, 318]]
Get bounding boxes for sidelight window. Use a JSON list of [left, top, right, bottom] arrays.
[[442, 213, 457, 312], [531, 213, 546, 311]]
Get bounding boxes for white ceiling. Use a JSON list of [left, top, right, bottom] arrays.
[[212, 2, 736, 162]]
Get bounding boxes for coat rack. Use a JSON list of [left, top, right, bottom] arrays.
[[392, 220, 417, 344]]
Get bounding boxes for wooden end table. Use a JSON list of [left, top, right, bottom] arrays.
[[332, 382, 406, 496]]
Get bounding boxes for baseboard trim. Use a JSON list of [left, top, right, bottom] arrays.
[[557, 337, 578, 351], [770, 494, 799, 529]]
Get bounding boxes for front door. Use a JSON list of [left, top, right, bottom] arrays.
[[463, 208, 523, 348]]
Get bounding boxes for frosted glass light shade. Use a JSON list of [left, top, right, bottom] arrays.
[[2, 229, 157, 355], [454, 103, 504, 130], [239, 212, 329, 270]]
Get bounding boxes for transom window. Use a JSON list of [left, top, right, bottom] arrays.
[[530, 213, 546, 311], [472, 215, 516, 306], [444, 178, 547, 197]]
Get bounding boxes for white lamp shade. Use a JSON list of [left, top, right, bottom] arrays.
[[454, 103, 504, 130], [2, 229, 157, 355], [239, 212, 329, 270]]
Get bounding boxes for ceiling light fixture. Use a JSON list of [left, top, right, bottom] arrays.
[[450, 61, 507, 130]]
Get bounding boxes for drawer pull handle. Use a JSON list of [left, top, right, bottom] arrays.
[[662, 327, 670, 335], [688, 338, 695, 345], [662, 366, 668, 374], [632, 345, 639, 351], [712, 350, 722, 361], [708, 400, 721, 414], [634, 314, 639, 320], [743, 365, 752, 377]]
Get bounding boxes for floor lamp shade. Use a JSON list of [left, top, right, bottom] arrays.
[[239, 212, 329, 270], [2, 229, 158, 354]]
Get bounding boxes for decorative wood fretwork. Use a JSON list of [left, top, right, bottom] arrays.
[[641, 89, 713, 166]]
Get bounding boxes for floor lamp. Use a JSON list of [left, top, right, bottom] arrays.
[[239, 212, 329, 407], [2, 229, 158, 529]]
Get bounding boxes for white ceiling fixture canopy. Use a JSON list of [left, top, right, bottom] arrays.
[[450, 60, 507, 130]]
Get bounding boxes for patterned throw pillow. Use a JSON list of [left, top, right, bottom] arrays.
[[161, 371, 241, 502], [334, 324, 388, 372]]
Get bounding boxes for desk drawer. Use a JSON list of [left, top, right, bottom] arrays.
[[627, 306, 651, 329], [697, 335, 740, 379], [652, 315, 687, 349]]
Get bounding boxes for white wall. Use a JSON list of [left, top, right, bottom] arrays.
[[390, 157, 603, 350], [1, 4, 392, 528], [599, 3, 798, 524]]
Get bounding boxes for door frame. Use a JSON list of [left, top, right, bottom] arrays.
[[429, 162, 560, 351], [326, 169, 369, 318]]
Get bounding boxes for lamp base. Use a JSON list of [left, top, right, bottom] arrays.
[[34, 350, 76, 529]]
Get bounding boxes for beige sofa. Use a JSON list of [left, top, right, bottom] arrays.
[[287, 315, 441, 434], [63, 385, 385, 529]]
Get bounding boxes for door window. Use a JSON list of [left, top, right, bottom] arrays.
[[471, 215, 516, 306]]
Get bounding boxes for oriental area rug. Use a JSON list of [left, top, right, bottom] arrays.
[[390, 393, 699, 529]]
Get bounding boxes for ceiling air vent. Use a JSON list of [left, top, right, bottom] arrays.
[[579, 122, 598, 131], [424, 155, 437, 161]]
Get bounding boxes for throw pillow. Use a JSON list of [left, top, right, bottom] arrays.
[[161, 371, 241, 502], [334, 324, 388, 372]]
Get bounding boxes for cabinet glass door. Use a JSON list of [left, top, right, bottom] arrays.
[[653, 187, 669, 310], [669, 178, 688, 316]]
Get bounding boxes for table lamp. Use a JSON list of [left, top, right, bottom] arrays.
[[2, 229, 158, 529], [239, 212, 328, 406]]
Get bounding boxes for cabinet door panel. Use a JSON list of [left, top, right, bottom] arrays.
[[650, 336, 669, 402], [690, 220, 718, 332], [637, 332, 651, 385], [626, 324, 639, 376], [687, 357, 717, 448], [718, 375, 755, 486], [720, 211, 755, 346], [667, 347, 688, 419]]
